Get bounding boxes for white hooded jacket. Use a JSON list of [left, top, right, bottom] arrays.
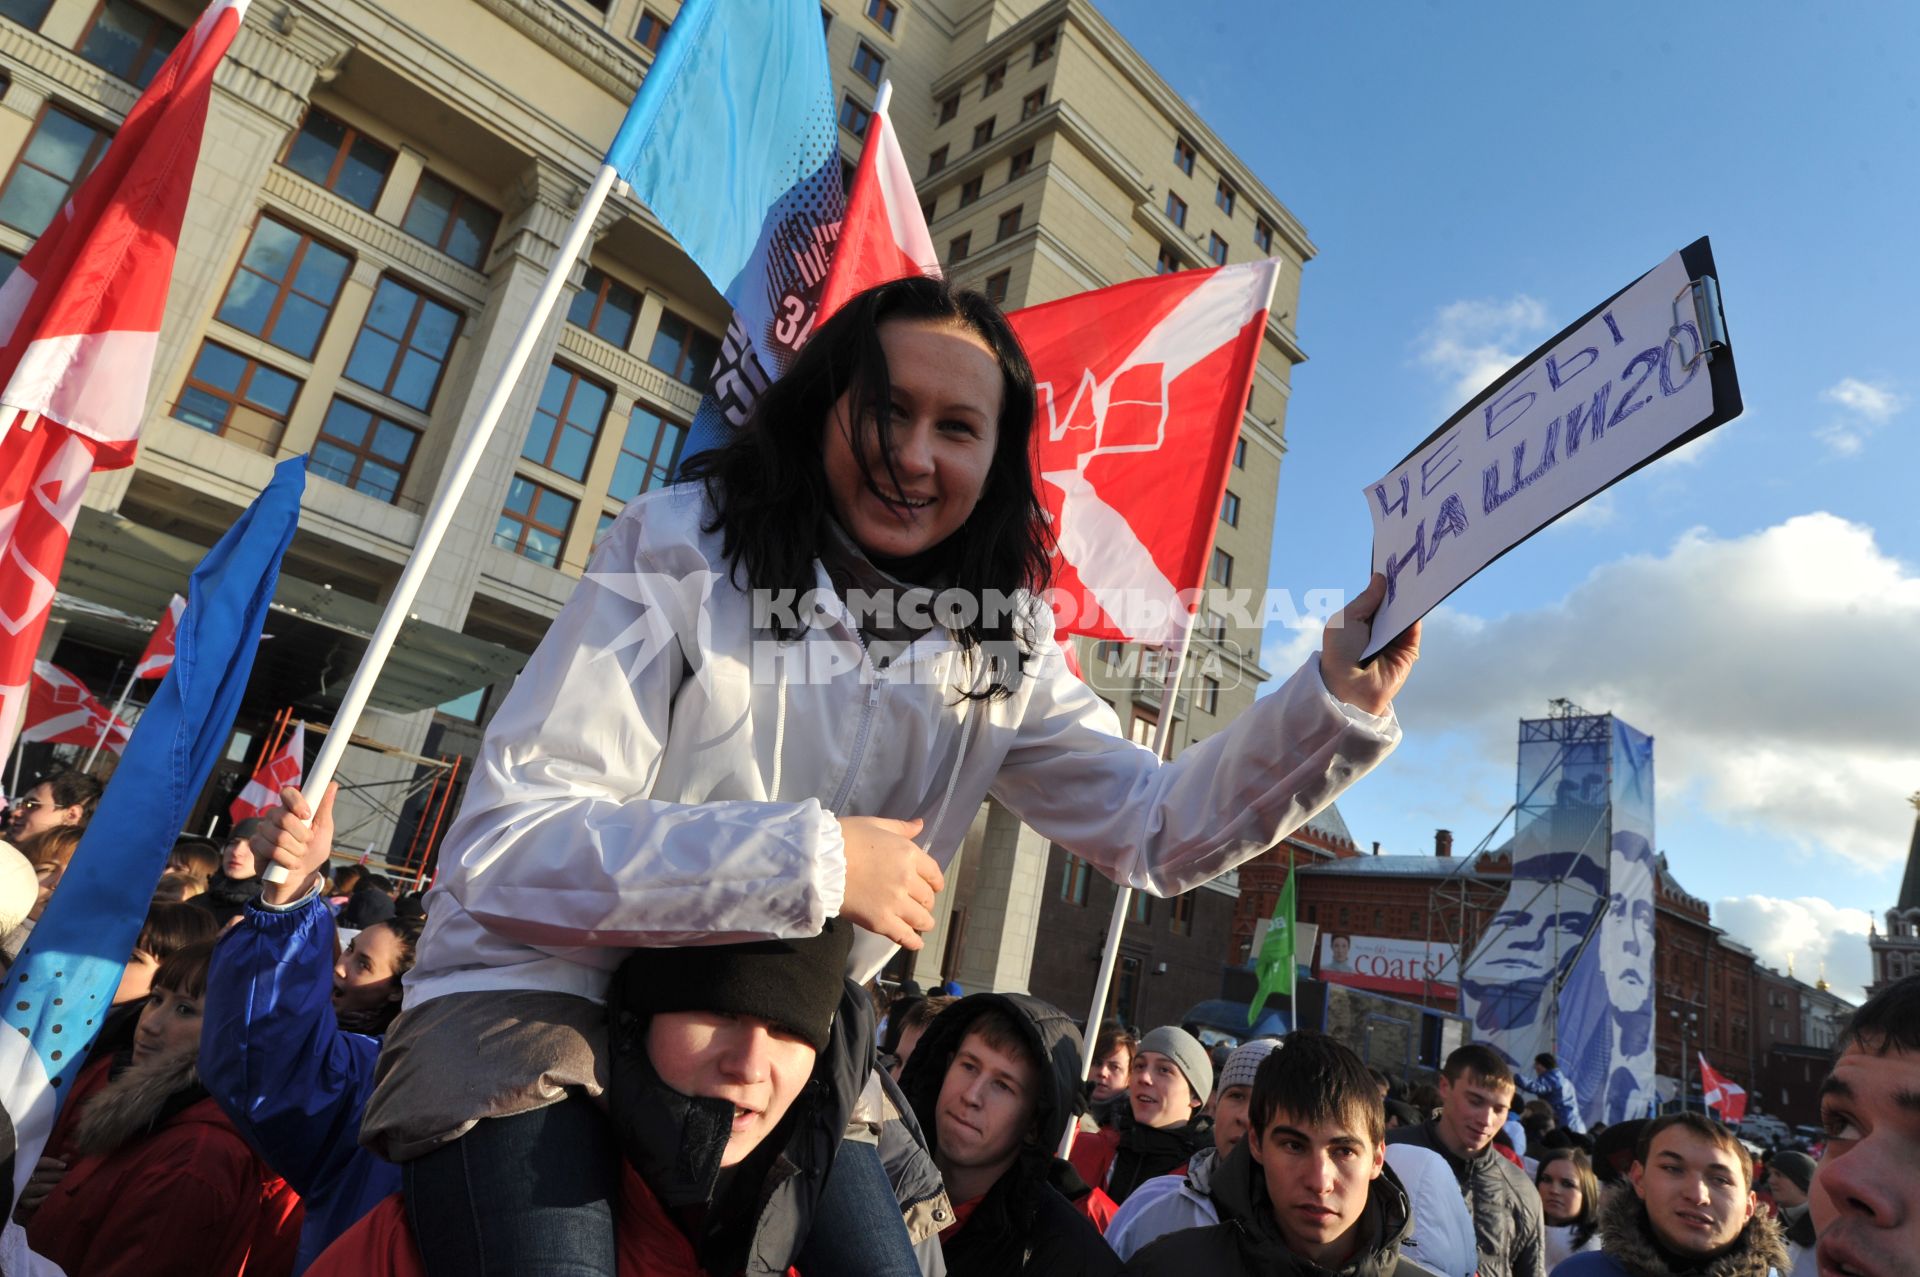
[[408, 485, 1401, 1005]]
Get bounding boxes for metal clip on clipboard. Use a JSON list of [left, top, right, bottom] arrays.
[[1670, 275, 1728, 372]]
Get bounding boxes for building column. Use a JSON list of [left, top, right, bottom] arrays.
[[948, 799, 1053, 995]]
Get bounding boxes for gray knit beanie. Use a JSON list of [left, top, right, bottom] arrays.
[[1137, 1025, 1213, 1104], [1218, 1037, 1282, 1094]]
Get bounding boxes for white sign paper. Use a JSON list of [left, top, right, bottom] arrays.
[[1363, 247, 1725, 657]]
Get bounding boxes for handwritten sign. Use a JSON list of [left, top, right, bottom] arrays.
[[1362, 238, 1740, 657]]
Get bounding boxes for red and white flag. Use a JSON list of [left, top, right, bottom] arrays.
[[133, 593, 187, 680], [0, 0, 250, 761], [1009, 260, 1281, 646], [1697, 1052, 1748, 1123], [20, 662, 129, 754], [230, 720, 304, 823], [815, 91, 940, 324]]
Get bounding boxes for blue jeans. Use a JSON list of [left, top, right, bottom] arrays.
[[796, 1138, 922, 1276], [405, 1098, 619, 1277]]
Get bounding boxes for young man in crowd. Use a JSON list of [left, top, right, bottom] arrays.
[[1388, 1043, 1544, 1277], [1804, 972, 1920, 1277], [193, 817, 269, 925], [1120, 1031, 1430, 1277], [1555, 1112, 1785, 1277], [1072, 1025, 1214, 1203], [897, 992, 1119, 1276], [1520, 1053, 1589, 1136]]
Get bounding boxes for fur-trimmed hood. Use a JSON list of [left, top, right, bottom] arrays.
[[69, 1050, 208, 1158], [1595, 1180, 1788, 1277]]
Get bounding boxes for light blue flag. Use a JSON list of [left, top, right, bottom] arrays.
[[0, 456, 305, 1221], [604, 0, 845, 456]]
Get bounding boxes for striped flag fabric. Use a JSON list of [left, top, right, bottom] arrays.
[[0, 456, 302, 1268], [133, 592, 187, 680], [0, 0, 251, 764], [1697, 1052, 1748, 1123], [21, 662, 129, 754], [603, 0, 845, 455], [815, 91, 940, 325], [229, 719, 304, 823]]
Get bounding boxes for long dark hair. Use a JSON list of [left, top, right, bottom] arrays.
[[679, 276, 1054, 698], [1537, 1147, 1600, 1247]]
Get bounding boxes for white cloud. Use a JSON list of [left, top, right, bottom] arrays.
[[1548, 490, 1617, 532], [1416, 295, 1551, 403], [1715, 895, 1875, 1003], [1396, 513, 1920, 873], [1817, 377, 1904, 456], [1258, 620, 1321, 689]]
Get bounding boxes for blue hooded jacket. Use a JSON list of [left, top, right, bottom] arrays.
[[200, 892, 400, 1273], [1520, 1065, 1588, 1134]]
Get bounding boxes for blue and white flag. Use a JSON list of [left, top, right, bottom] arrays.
[[0, 456, 303, 1237], [605, 0, 845, 455]]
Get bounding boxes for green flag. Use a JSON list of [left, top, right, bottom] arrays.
[[1249, 867, 1297, 1026]]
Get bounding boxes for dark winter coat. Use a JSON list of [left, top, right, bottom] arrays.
[[1071, 1113, 1213, 1204], [1553, 1182, 1787, 1277], [898, 992, 1120, 1277], [195, 871, 265, 926], [1121, 1137, 1430, 1277], [1388, 1119, 1545, 1277]]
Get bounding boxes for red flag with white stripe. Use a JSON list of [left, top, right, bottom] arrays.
[[815, 91, 940, 325], [21, 662, 129, 754], [1697, 1052, 1748, 1123], [230, 720, 303, 823], [134, 593, 187, 680], [0, 0, 250, 762], [1008, 260, 1281, 646]]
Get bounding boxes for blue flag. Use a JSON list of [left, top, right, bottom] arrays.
[[604, 0, 845, 455], [0, 456, 304, 1220]]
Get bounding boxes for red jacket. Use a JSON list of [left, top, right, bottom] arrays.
[[1068, 1126, 1120, 1197], [308, 1169, 800, 1277], [28, 1056, 302, 1277]]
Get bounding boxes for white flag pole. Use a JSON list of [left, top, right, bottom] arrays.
[[82, 669, 137, 771], [264, 162, 620, 883]]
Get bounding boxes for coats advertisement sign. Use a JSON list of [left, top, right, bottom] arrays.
[[1316, 933, 1459, 999]]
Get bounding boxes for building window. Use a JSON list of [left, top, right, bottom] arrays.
[[1221, 489, 1240, 526], [496, 476, 576, 567], [852, 40, 885, 85], [995, 205, 1021, 242], [947, 232, 970, 263], [0, 247, 19, 285], [524, 364, 609, 481], [634, 9, 670, 52], [983, 270, 1009, 304], [343, 277, 461, 411], [281, 109, 394, 212], [1008, 147, 1033, 180], [1171, 892, 1195, 936], [567, 266, 640, 348], [983, 61, 1006, 96], [1164, 191, 1187, 228], [77, 0, 183, 89], [401, 173, 500, 270], [609, 404, 686, 503], [0, 0, 52, 29], [175, 342, 301, 452], [1204, 609, 1228, 643], [1210, 547, 1233, 587], [1173, 136, 1196, 175], [1130, 892, 1152, 924], [1216, 180, 1236, 216], [838, 94, 872, 140], [1254, 219, 1274, 254], [0, 106, 111, 237], [938, 92, 960, 124], [1154, 243, 1181, 275], [214, 217, 351, 360], [1208, 233, 1229, 266], [1198, 676, 1219, 715], [972, 117, 995, 149], [921, 197, 936, 224], [864, 0, 897, 34], [925, 144, 949, 177], [1020, 87, 1046, 120], [958, 175, 982, 207], [649, 309, 722, 393], [1234, 437, 1247, 468], [1033, 30, 1057, 63], [593, 509, 620, 550], [311, 398, 418, 504], [1060, 855, 1090, 905]]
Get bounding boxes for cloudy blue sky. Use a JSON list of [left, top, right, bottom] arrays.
[[1097, 0, 1920, 1000]]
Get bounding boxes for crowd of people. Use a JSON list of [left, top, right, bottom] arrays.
[[0, 276, 1908, 1277]]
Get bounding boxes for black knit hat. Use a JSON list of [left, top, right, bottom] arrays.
[[609, 918, 854, 1052]]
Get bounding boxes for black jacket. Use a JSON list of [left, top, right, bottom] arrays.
[[1122, 1137, 1429, 1277], [192, 872, 263, 926], [899, 992, 1120, 1277], [1387, 1119, 1544, 1277]]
